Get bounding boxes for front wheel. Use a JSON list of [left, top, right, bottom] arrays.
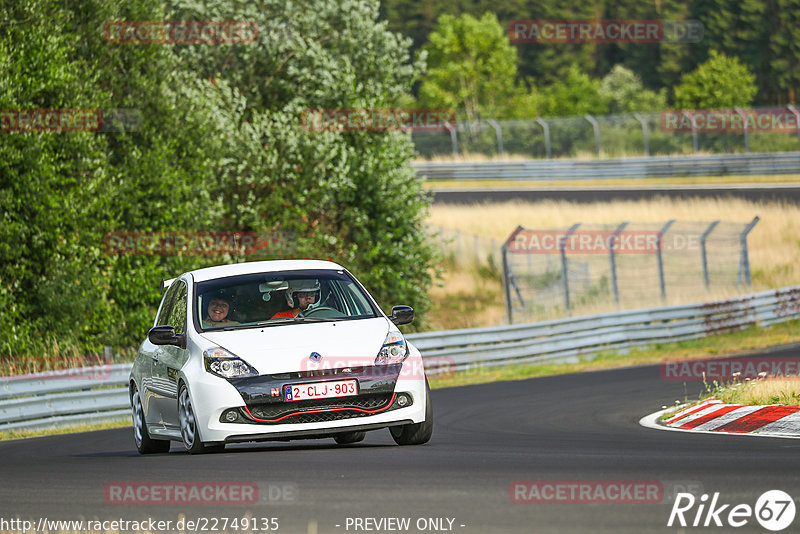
[[179, 385, 224, 454], [390, 382, 433, 446], [132, 386, 170, 454]]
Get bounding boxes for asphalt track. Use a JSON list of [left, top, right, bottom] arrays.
[[3, 346, 800, 534], [430, 184, 800, 204]]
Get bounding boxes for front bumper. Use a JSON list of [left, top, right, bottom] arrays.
[[225, 363, 408, 424], [185, 355, 428, 443]]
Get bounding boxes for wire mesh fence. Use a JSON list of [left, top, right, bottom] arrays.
[[413, 108, 800, 160], [428, 224, 499, 271], [501, 218, 759, 324]]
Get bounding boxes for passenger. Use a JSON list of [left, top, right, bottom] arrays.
[[202, 294, 240, 327]]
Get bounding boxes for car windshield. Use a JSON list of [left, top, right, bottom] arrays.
[[195, 269, 378, 331]]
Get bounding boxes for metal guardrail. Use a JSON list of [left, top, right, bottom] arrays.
[[2, 285, 799, 432], [413, 152, 800, 181], [0, 364, 132, 432]]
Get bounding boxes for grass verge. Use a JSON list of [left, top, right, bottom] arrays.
[[0, 418, 130, 441], [705, 376, 800, 406]]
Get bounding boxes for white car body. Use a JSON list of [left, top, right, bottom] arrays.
[[129, 260, 431, 453]]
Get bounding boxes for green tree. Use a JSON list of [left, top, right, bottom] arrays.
[[167, 0, 437, 326], [673, 50, 757, 109], [540, 64, 608, 117], [600, 65, 667, 113], [417, 12, 521, 121]]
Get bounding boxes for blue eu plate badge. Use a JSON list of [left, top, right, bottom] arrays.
[[285, 385, 293, 401]]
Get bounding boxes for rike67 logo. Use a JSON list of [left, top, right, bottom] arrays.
[[668, 490, 796, 531]]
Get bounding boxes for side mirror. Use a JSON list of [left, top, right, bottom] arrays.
[[148, 325, 186, 349], [389, 305, 414, 326]]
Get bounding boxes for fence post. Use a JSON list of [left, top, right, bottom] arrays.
[[737, 216, 760, 288], [584, 114, 601, 156], [609, 222, 629, 304], [735, 107, 750, 153], [535, 117, 552, 158], [474, 234, 480, 265], [788, 105, 800, 151], [681, 111, 698, 153], [657, 220, 676, 300], [561, 223, 581, 314], [700, 220, 720, 290], [487, 119, 504, 156], [633, 113, 649, 156], [444, 121, 458, 155], [502, 242, 512, 323]]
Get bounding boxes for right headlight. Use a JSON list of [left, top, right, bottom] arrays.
[[204, 347, 259, 378], [375, 331, 409, 365]]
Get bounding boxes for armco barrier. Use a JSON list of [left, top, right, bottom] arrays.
[[1, 286, 799, 432], [413, 152, 800, 181]]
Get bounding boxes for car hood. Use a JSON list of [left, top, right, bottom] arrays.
[[197, 317, 392, 375]]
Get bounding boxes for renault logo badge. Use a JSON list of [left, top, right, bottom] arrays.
[[309, 352, 322, 362]]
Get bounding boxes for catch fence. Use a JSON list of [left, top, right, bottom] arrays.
[[413, 108, 800, 160], [501, 218, 759, 324]]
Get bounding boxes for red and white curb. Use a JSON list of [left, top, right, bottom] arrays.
[[640, 399, 800, 439]]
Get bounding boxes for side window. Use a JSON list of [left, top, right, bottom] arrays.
[[167, 282, 188, 334], [156, 281, 180, 326]]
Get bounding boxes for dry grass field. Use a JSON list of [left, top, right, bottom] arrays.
[[426, 197, 800, 330]]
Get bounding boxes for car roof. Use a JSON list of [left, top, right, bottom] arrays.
[[187, 259, 346, 283]]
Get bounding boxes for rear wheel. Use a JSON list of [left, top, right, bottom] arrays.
[[179, 385, 225, 454], [390, 382, 433, 446], [333, 431, 366, 444], [132, 386, 170, 454]]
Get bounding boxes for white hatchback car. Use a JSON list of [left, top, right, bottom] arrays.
[[129, 260, 432, 454]]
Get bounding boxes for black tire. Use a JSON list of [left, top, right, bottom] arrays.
[[132, 385, 170, 455], [178, 384, 225, 454], [390, 381, 433, 446], [333, 431, 366, 444]]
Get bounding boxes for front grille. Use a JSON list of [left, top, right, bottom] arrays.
[[243, 393, 395, 424]]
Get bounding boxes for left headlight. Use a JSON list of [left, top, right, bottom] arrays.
[[204, 347, 259, 378], [375, 331, 408, 364]]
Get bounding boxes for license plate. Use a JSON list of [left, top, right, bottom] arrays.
[[284, 380, 358, 402]]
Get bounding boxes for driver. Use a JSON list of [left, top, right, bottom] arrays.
[[271, 279, 320, 319]]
